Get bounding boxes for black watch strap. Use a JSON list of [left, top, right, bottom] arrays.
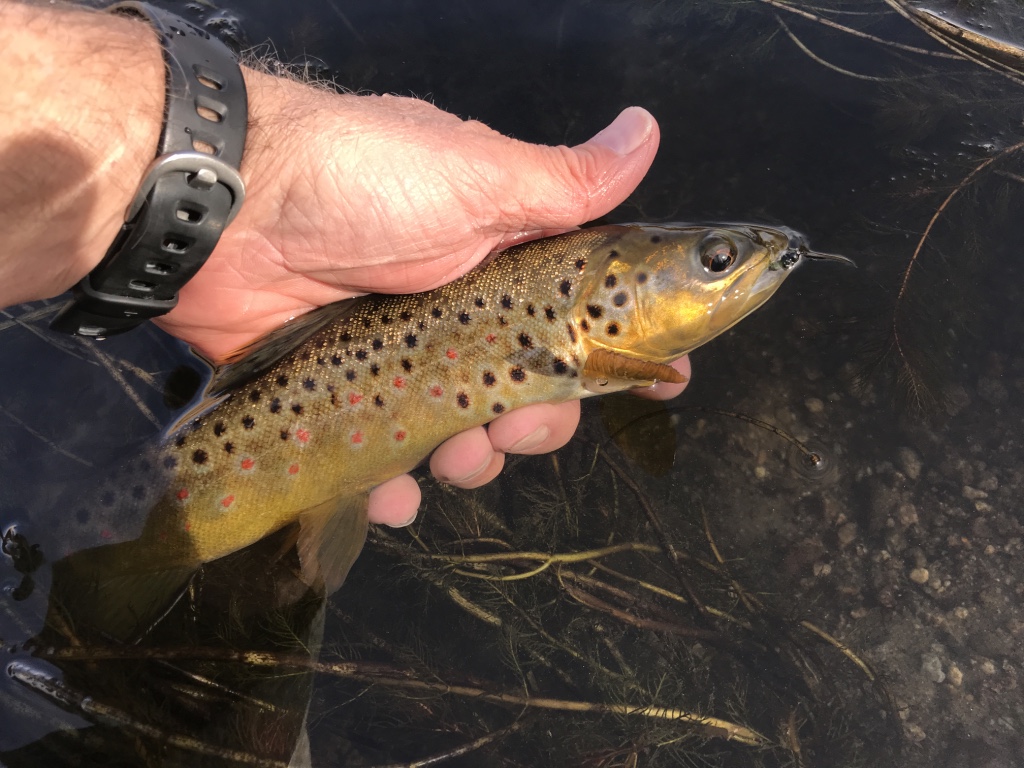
[[51, 1, 247, 338]]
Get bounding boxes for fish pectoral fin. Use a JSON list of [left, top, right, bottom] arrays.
[[582, 349, 687, 392], [297, 494, 370, 594]]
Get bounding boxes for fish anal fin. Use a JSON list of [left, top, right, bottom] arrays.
[[582, 348, 687, 393], [297, 494, 370, 594]]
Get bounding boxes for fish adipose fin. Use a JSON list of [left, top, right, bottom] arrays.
[[582, 348, 687, 392], [209, 300, 364, 396], [296, 494, 370, 593]]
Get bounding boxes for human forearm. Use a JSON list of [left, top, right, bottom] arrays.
[[0, 1, 164, 307]]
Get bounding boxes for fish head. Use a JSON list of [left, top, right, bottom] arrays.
[[577, 223, 807, 369]]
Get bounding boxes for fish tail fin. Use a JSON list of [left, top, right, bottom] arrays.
[[48, 542, 197, 643]]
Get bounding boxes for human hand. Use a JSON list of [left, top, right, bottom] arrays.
[[153, 71, 688, 526]]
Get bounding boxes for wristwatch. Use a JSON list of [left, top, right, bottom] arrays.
[[51, 1, 247, 338]]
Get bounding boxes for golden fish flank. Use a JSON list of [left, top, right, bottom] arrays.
[[71, 223, 810, 596]]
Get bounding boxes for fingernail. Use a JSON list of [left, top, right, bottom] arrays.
[[507, 425, 550, 453], [388, 510, 419, 528], [443, 455, 493, 485], [587, 107, 653, 156]]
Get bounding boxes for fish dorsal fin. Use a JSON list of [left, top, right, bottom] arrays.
[[582, 348, 687, 393], [208, 299, 363, 396], [297, 494, 370, 594]]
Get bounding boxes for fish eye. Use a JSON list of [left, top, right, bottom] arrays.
[[700, 236, 737, 273]]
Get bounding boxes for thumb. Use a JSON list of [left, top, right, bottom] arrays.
[[486, 107, 659, 234]]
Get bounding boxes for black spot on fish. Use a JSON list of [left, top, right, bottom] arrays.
[[374, 395, 385, 408], [526, 304, 536, 317], [175, 435, 186, 448], [575, 257, 587, 271], [355, 350, 368, 361], [300, 351, 311, 362], [498, 316, 508, 326], [131, 485, 146, 501], [224, 442, 234, 454], [637, 272, 648, 284], [567, 324, 577, 343], [276, 375, 289, 387], [559, 279, 572, 296], [270, 398, 282, 414], [482, 371, 496, 387], [581, 319, 590, 333], [345, 370, 356, 382], [518, 333, 533, 349], [362, 317, 372, 328], [214, 421, 227, 437], [280, 429, 290, 440], [431, 307, 443, 318], [370, 364, 380, 376], [400, 310, 412, 321], [501, 295, 513, 309], [418, 321, 426, 330], [457, 392, 470, 408], [242, 416, 256, 429], [401, 359, 413, 372], [458, 312, 470, 325], [192, 449, 208, 465], [553, 359, 568, 375], [292, 404, 303, 415], [248, 390, 261, 403], [303, 378, 316, 391], [75, 508, 90, 524], [101, 491, 114, 506], [607, 323, 620, 336], [331, 354, 342, 366], [609, 249, 618, 259], [650, 235, 661, 243], [381, 315, 393, 325], [510, 366, 526, 383], [316, 356, 326, 366], [330, 392, 340, 407], [613, 292, 628, 307], [492, 402, 505, 414], [372, 339, 384, 350], [474, 297, 485, 308], [405, 334, 418, 348], [340, 331, 352, 342], [605, 273, 617, 288], [163, 456, 177, 469], [586, 305, 603, 319], [545, 306, 556, 321]]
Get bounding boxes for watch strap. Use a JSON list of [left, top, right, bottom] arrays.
[[51, 1, 247, 338]]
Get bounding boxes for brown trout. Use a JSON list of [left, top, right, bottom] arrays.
[[55, 223, 839, 636]]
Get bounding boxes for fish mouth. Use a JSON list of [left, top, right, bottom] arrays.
[[777, 228, 856, 269]]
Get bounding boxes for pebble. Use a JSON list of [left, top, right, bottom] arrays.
[[896, 502, 919, 527], [837, 522, 858, 548], [947, 664, 963, 687], [897, 447, 922, 480], [921, 654, 945, 683], [962, 485, 988, 500], [805, 397, 825, 414], [910, 567, 930, 584]]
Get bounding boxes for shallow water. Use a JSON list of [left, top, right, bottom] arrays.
[[3, 1, 1024, 766]]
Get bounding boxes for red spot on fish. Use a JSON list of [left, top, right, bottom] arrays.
[[288, 463, 300, 475], [295, 428, 310, 444], [221, 495, 235, 508], [486, 333, 497, 343], [240, 457, 255, 470], [185, 522, 192, 532], [446, 348, 458, 360], [393, 376, 405, 389], [100, 529, 112, 540], [176, 488, 190, 501], [394, 430, 406, 441], [349, 393, 363, 405], [430, 385, 443, 398], [351, 431, 363, 444]]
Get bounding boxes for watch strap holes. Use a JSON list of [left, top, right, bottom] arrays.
[[193, 65, 225, 91], [162, 236, 192, 254], [195, 95, 226, 124], [128, 279, 157, 292], [175, 206, 205, 223], [144, 261, 179, 276]]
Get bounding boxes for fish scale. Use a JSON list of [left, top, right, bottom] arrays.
[[55, 222, 810, 637]]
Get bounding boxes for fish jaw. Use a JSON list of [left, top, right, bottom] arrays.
[[573, 224, 803, 377]]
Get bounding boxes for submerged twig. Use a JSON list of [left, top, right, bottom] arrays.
[[774, 13, 900, 81]]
